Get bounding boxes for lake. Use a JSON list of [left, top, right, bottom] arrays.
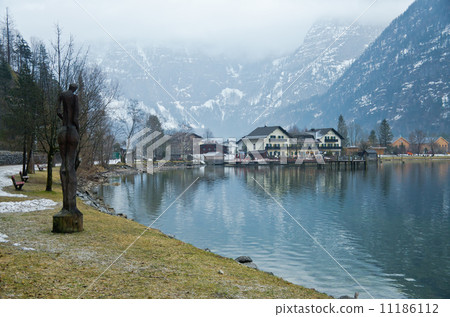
[[97, 161, 450, 299]]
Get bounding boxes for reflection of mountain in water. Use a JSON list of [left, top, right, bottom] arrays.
[[335, 163, 450, 298], [98, 163, 450, 298]]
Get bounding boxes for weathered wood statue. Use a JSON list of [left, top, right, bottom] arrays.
[[52, 84, 83, 233]]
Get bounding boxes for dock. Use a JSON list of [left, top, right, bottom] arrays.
[[224, 158, 368, 169]]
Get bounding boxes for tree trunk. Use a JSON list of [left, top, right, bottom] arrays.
[[52, 209, 83, 233], [22, 135, 27, 175], [46, 151, 54, 191], [26, 146, 35, 174]]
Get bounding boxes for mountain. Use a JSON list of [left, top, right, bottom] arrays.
[[92, 20, 383, 137], [280, 0, 450, 135], [255, 21, 383, 108]]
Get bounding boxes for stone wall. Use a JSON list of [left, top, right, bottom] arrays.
[[0, 151, 47, 166], [0, 151, 23, 166]]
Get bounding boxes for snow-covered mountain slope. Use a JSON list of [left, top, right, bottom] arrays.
[[280, 0, 450, 135], [93, 20, 383, 137]]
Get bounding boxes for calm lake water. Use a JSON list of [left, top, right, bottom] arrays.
[[98, 162, 450, 299]]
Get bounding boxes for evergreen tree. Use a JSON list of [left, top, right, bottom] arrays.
[[368, 130, 378, 146], [146, 114, 165, 160], [0, 58, 13, 149], [337, 114, 348, 146], [378, 119, 393, 147], [9, 63, 40, 175], [147, 114, 163, 134]]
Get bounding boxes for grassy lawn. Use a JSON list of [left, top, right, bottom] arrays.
[[0, 168, 330, 299]]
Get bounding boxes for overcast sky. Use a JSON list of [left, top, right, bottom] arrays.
[[3, 0, 414, 59]]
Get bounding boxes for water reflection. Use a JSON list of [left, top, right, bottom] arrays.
[[98, 162, 450, 299]]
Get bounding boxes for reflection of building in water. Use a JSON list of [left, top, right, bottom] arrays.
[[240, 166, 346, 198]]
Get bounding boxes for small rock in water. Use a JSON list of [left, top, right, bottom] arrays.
[[243, 262, 258, 270], [339, 292, 359, 299], [235, 256, 253, 263]]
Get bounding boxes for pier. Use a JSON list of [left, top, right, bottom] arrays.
[[224, 158, 368, 169]]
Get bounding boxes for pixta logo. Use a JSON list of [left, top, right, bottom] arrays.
[[126, 128, 172, 174]]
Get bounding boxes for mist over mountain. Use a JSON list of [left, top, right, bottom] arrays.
[[93, 0, 449, 139], [93, 20, 383, 137], [280, 0, 449, 135]]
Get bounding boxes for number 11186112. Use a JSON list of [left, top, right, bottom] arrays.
[[380, 303, 438, 314]]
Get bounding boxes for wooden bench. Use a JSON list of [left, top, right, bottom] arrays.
[[19, 171, 29, 182], [11, 176, 25, 190]]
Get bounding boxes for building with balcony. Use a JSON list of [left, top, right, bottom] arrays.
[[239, 126, 322, 158], [238, 126, 291, 158], [306, 128, 344, 156], [287, 132, 320, 157]]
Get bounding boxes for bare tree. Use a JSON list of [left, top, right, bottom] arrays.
[[288, 124, 300, 135], [204, 128, 214, 140], [409, 129, 426, 154], [76, 66, 117, 168], [173, 121, 195, 161], [32, 39, 60, 191], [120, 99, 144, 163], [39, 25, 84, 190], [359, 140, 369, 152], [348, 122, 362, 146], [2, 8, 15, 65]]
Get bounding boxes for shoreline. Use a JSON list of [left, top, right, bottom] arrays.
[[0, 166, 330, 299], [379, 155, 450, 163]]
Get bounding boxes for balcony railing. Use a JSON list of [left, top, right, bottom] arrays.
[[324, 138, 339, 143], [266, 144, 319, 150], [268, 138, 287, 143], [319, 144, 342, 150]]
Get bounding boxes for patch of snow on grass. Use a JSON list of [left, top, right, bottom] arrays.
[[0, 233, 8, 243], [0, 165, 27, 197], [0, 199, 57, 213]]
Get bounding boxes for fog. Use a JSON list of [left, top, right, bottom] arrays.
[[3, 0, 414, 59]]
